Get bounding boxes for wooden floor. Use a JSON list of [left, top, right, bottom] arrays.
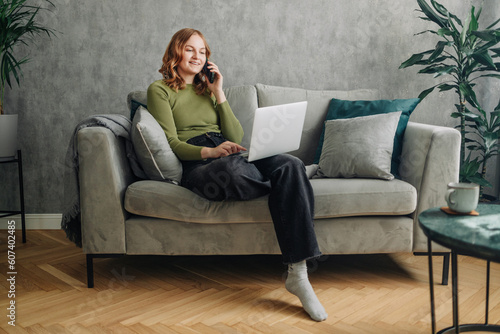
[[1, 230, 500, 333]]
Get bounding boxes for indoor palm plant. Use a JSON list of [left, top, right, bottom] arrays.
[[399, 0, 500, 191], [0, 0, 55, 158], [454, 99, 500, 198]]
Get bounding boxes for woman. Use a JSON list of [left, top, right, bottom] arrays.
[[147, 28, 327, 322]]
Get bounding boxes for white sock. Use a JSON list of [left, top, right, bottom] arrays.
[[285, 260, 328, 322]]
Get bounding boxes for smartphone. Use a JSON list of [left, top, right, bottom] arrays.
[[203, 61, 215, 83]]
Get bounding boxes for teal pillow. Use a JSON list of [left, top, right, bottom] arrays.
[[314, 98, 420, 176], [130, 99, 147, 120]]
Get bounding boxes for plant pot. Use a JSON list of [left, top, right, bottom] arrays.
[[0, 114, 19, 161]]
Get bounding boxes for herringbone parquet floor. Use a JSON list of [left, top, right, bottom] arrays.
[[1, 229, 499, 333]]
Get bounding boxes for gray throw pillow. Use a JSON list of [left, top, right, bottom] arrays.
[[317, 111, 402, 180], [131, 106, 182, 183]]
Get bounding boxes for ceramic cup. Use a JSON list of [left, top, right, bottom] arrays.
[[445, 182, 479, 213]]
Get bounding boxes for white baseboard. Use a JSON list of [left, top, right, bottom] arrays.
[[0, 213, 62, 230]]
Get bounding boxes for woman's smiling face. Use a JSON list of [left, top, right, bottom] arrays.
[[176, 34, 207, 83]]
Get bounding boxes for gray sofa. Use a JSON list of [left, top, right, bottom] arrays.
[[78, 83, 461, 288]]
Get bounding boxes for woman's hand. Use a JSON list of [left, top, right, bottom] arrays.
[[201, 141, 247, 159], [204, 61, 226, 104]]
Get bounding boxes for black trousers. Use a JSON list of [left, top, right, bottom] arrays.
[[181, 132, 321, 264]]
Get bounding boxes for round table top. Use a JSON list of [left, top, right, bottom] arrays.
[[419, 204, 500, 262]]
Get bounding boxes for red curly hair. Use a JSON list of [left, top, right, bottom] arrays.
[[159, 28, 211, 95]]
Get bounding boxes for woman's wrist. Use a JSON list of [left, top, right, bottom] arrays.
[[200, 146, 214, 159], [213, 89, 226, 104]]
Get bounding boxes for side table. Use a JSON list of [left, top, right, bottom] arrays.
[[419, 204, 500, 334], [0, 150, 26, 243]]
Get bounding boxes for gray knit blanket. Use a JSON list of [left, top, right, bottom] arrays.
[[61, 114, 145, 247]]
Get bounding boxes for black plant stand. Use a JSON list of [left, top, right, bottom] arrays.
[[0, 150, 26, 243]]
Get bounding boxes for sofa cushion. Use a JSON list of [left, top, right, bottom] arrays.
[[223, 85, 259, 150], [311, 178, 416, 218], [255, 84, 381, 164], [317, 111, 401, 180], [131, 106, 183, 183], [124, 178, 417, 223], [315, 97, 421, 176], [127, 91, 147, 119]]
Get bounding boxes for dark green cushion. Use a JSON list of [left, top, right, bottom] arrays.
[[314, 98, 420, 176], [130, 99, 147, 120]]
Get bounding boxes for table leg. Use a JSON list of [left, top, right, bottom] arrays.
[[428, 238, 436, 334], [435, 257, 500, 334], [486, 260, 490, 325], [442, 253, 450, 286], [17, 150, 26, 243], [451, 251, 459, 334]]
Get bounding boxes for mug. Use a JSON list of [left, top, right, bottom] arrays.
[[445, 182, 479, 213]]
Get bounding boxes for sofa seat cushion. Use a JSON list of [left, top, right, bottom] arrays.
[[311, 178, 416, 218], [124, 178, 417, 224]]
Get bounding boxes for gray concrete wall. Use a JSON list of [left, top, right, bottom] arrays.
[[1, 0, 499, 214]]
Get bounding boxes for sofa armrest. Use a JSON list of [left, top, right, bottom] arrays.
[[78, 127, 135, 254], [399, 122, 461, 252]]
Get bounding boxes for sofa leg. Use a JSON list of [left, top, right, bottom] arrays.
[[414, 252, 450, 285], [86, 253, 125, 288], [441, 253, 450, 286], [86, 254, 94, 288]]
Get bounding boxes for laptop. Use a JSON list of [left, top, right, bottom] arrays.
[[240, 101, 307, 162]]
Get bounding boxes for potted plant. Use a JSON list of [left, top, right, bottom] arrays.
[[0, 0, 55, 159], [454, 98, 500, 200], [399, 0, 500, 190]]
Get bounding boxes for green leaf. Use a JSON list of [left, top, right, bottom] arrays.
[[468, 6, 479, 33], [468, 175, 492, 187], [417, 0, 447, 28], [438, 83, 456, 92], [399, 51, 433, 69], [471, 51, 497, 69], [415, 29, 439, 37], [399, 54, 424, 69], [447, 16, 462, 43], [430, 0, 447, 16], [434, 65, 456, 78], [472, 30, 500, 42], [431, 0, 462, 26], [495, 98, 500, 112], [484, 132, 498, 151], [486, 17, 500, 30], [466, 144, 481, 150], [474, 74, 500, 81], [418, 65, 456, 78], [460, 11, 472, 46], [429, 41, 452, 62], [475, 40, 500, 56], [437, 28, 453, 36], [475, 6, 482, 25], [463, 113, 481, 122], [459, 83, 480, 109], [460, 156, 482, 182], [418, 85, 437, 100]]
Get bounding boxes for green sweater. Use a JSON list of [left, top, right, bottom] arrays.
[[147, 80, 244, 161]]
